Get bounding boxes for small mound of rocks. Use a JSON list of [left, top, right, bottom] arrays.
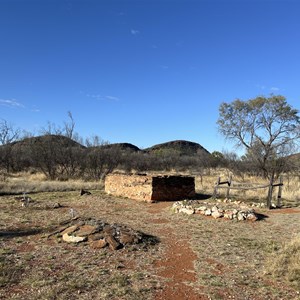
[[15, 195, 63, 209], [171, 200, 258, 221], [48, 217, 158, 251]]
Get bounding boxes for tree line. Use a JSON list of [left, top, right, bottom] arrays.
[[0, 95, 299, 181], [0, 114, 213, 180]]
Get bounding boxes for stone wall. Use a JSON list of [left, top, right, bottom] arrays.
[[152, 176, 195, 201], [105, 174, 195, 202]]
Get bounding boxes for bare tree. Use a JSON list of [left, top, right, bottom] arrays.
[[85, 135, 107, 147], [0, 119, 20, 145], [40, 121, 63, 136], [63, 111, 75, 139], [0, 120, 20, 173]]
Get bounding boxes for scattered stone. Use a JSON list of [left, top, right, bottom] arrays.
[[246, 213, 258, 222], [49, 217, 158, 251], [237, 212, 246, 221], [105, 234, 122, 250], [211, 206, 219, 212], [52, 202, 62, 209], [179, 207, 195, 215], [212, 210, 223, 219], [89, 239, 107, 249], [62, 233, 87, 243], [204, 209, 212, 216], [172, 200, 259, 222], [76, 225, 98, 237], [224, 212, 233, 220], [119, 231, 136, 245], [61, 225, 79, 235], [103, 225, 115, 235], [232, 209, 238, 215], [89, 233, 105, 241]]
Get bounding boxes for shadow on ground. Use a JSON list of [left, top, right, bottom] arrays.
[[0, 228, 42, 239], [139, 233, 161, 247], [255, 213, 269, 221], [194, 193, 212, 200]]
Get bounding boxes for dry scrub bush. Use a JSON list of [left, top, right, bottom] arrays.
[[266, 235, 300, 289]]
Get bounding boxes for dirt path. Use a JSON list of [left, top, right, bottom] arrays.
[[147, 202, 207, 300]]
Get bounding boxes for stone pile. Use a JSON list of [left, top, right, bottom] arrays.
[[171, 200, 258, 221], [49, 217, 156, 251]]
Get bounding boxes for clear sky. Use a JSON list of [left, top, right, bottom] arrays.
[[0, 0, 299, 152]]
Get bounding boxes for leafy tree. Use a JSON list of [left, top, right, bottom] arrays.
[[217, 95, 300, 207], [210, 151, 226, 168]]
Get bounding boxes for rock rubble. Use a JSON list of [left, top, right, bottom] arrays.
[[172, 199, 259, 221], [48, 217, 159, 251]]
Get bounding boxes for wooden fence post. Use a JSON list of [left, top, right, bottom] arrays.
[[213, 177, 220, 199], [277, 176, 283, 207], [267, 174, 274, 209], [226, 175, 232, 199]]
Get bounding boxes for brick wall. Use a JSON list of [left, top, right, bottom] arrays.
[[105, 174, 195, 202]]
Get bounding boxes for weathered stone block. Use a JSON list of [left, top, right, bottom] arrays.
[[105, 174, 195, 202]]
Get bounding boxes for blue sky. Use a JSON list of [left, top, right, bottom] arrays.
[[0, 0, 299, 152]]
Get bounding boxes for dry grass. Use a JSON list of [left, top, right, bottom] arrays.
[[0, 191, 162, 300], [165, 206, 300, 299], [0, 172, 101, 195], [1, 170, 300, 299], [265, 235, 300, 289]]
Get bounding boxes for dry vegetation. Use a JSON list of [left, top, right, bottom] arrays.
[[265, 235, 300, 290], [1, 171, 300, 299], [0, 172, 101, 195], [194, 169, 300, 207]]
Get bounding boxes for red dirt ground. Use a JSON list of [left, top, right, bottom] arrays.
[[146, 203, 300, 300], [147, 202, 208, 300]]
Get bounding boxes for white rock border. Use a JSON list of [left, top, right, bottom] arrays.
[[171, 199, 259, 221]]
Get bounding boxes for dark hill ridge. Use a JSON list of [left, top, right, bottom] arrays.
[[145, 140, 210, 156], [99, 143, 141, 152], [102, 140, 211, 156], [3, 136, 210, 157], [9, 134, 85, 149]]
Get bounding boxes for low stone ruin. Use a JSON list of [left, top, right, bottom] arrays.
[[48, 217, 158, 251], [105, 173, 195, 202], [172, 200, 258, 221]]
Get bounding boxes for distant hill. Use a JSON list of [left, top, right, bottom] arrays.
[[287, 153, 300, 166], [99, 143, 141, 152], [10, 134, 85, 149], [3, 136, 210, 158], [288, 153, 300, 160], [144, 140, 210, 157]]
